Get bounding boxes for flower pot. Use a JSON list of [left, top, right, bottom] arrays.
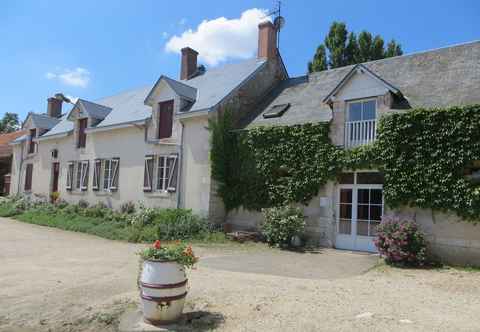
[[140, 260, 188, 325]]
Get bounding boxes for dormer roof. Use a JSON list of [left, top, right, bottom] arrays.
[[144, 76, 197, 106], [67, 99, 112, 121], [23, 112, 61, 130]]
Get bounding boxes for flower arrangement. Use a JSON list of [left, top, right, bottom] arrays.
[[139, 240, 198, 268], [374, 216, 427, 266]]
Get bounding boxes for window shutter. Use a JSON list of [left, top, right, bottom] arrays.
[[143, 155, 154, 192], [92, 159, 101, 191], [110, 158, 120, 191], [167, 154, 178, 192], [81, 161, 89, 191], [66, 161, 74, 191], [24, 164, 33, 191], [158, 100, 173, 139]]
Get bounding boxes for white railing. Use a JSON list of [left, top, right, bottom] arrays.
[[345, 119, 376, 147]]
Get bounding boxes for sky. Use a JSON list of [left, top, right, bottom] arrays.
[[0, 0, 479, 121]]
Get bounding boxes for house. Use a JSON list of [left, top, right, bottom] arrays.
[[9, 22, 287, 222], [0, 131, 26, 195], [229, 40, 480, 265]]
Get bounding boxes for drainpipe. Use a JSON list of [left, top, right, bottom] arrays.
[[16, 142, 25, 195], [176, 122, 184, 209]]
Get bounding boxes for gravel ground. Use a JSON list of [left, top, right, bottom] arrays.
[[1, 218, 479, 332]]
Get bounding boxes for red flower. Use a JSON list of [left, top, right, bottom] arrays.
[[153, 240, 161, 249]]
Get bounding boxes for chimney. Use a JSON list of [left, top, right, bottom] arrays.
[[47, 93, 67, 118], [258, 21, 278, 60], [180, 47, 198, 80]]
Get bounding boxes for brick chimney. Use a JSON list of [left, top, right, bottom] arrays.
[[258, 21, 278, 60], [180, 47, 198, 80], [47, 93, 68, 118]]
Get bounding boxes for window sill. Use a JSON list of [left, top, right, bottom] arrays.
[[145, 191, 171, 198], [147, 138, 177, 145], [69, 191, 87, 196], [94, 191, 116, 196]]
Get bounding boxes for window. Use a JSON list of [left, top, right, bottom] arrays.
[[158, 100, 173, 139], [102, 158, 119, 191], [263, 103, 290, 119], [77, 118, 87, 148], [347, 99, 376, 122], [143, 154, 178, 193], [76, 161, 89, 191], [51, 149, 58, 159], [28, 129, 36, 154], [66, 161, 74, 191], [24, 164, 33, 191], [92, 159, 102, 191]]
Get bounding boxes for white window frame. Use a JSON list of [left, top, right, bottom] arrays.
[[346, 98, 377, 122], [103, 159, 113, 191], [150, 154, 178, 193], [74, 160, 89, 191]]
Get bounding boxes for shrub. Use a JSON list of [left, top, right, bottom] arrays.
[[374, 217, 427, 266], [120, 201, 136, 214], [78, 199, 89, 209], [154, 209, 210, 240], [129, 203, 156, 226], [261, 206, 305, 247]]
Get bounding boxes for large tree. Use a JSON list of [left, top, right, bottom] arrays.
[[0, 113, 20, 134], [308, 22, 403, 73]]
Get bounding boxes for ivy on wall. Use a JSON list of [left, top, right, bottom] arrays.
[[210, 105, 480, 223]]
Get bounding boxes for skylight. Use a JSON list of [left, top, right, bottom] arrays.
[[263, 103, 290, 119]]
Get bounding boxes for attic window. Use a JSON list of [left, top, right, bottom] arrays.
[[263, 103, 290, 119]]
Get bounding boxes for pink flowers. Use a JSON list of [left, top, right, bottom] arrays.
[[153, 240, 161, 249]]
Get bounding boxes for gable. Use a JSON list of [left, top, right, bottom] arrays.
[[335, 70, 390, 100]]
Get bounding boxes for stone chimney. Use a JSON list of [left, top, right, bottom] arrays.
[[180, 47, 198, 80], [47, 93, 68, 118], [258, 21, 278, 60]]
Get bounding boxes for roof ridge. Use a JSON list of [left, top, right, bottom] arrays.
[[309, 39, 480, 78]]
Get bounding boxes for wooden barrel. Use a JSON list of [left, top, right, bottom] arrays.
[[140, 260, 188, 325]]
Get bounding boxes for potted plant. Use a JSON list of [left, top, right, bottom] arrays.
[[138, 240, 198, 325]]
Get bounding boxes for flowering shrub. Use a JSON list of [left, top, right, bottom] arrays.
[[139, 240, 198, 268], [261, 206, 305, 247], [374, 216, 427, 266]]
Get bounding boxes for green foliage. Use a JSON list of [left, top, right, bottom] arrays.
[[153, 208, 210, 241], [211, 105, 480, 223], [308, 22, 403, 73], [375, 105, 480, 221], [0, 112, 20, 133], [139, 241, 198, 268], [261, 206, 305, 247], [374, 217, 427, 266]]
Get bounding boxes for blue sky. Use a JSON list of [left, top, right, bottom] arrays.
[[1, 0, 479, 121]]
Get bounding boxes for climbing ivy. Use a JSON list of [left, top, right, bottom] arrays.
[[211, 105, 480, 223]]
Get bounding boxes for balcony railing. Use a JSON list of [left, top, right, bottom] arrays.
[[345, 119, 376, 147]]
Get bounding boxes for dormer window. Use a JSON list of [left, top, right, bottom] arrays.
[[345, 99, 377, 147], [28, 128, 36, 154], [77, 118, 87, 148], [158, 100, 173, 139]]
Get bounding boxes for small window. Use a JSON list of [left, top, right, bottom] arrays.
[[158, 100, 173, 139], [28, 129, 36, 154], [102, 158, 120, 191], [145, 154, 178, 193], [357, 172, 384, 184], [156, 156, 171, 191], [347, 99, 376, 122], [24, 164, 33, 191], [74, 161, 89, 191], [338, 172, 354, 184], [51, 149, 58, 159], [66, 161, 74, 191], [263, 103, 290, 119], [77, 118, 87, 148]]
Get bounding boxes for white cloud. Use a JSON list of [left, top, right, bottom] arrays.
[[165, 8, 269, 66], [45, 67, 91, 88]]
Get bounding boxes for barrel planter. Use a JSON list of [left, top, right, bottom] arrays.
[[140, 259, 188, 325]]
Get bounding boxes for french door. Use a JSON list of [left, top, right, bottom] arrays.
[[336, 184, 383, 252]]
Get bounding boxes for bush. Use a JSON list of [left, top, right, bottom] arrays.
[[78, 199, 89, 209], [261, 206, 305, 247], [374, 217, 427, 266], [154, 209, 210, 240], [120, 201, 136, 214]]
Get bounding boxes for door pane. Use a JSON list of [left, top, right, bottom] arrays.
[[371, 189, 383, 204], [357, 204, 369, 220], [357, 220, 369, 236], [370, 205, 382, 221], [362, 100, 376, 120], [339, 204, 352, 219], [340, 189, 352, 203], [358, 189, 369, 204], [357, 172, 384, 184], [339, 219, 352, 234], [348, 102, 362, 121]]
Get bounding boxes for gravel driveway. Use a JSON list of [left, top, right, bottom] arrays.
[[1, 217, 479, 332]]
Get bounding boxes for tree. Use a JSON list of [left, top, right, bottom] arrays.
[[308, 45, 327, 73], [308, 22, 403, 73], [0, 113, 20, 134]]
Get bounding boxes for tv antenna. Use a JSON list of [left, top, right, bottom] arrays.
[[263, 1, 285, 50]]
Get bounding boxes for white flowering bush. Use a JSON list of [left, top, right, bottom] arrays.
[[261, 206, 305, 247]]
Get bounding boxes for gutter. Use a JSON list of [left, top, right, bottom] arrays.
[[176, 122, 184, 209], [85, 119, 147, 133], [35, 131, 71, 142]]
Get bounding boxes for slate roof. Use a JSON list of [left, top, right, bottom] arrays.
[[76, 99, 112, 120], [27, 113, 61, 130], [40, 57, 266, 136], [247, 40, 480, 128]]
